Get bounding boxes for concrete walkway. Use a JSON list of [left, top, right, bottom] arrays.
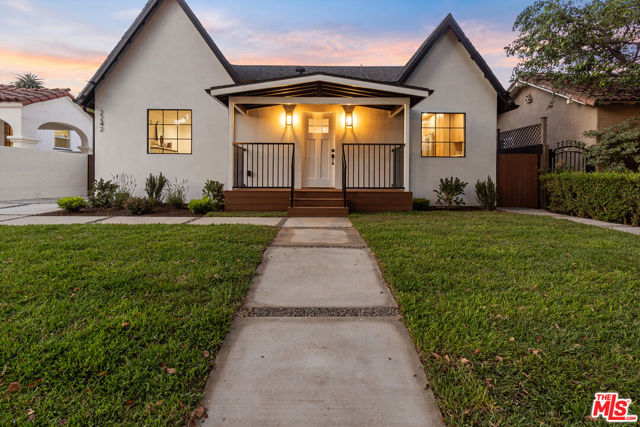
[[200, 218, 443, 426], [499, 207, 640, 236], [0, 214, 283, 226]]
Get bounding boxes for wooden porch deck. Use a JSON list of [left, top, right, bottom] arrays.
[[225, 188, 412, 215]]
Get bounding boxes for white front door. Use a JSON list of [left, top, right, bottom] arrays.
[[303, 113, 335, 187]]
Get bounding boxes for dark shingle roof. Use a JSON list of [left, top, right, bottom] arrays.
[[0, 85, 73, 106], [232, 65, 405, 83], [515, 76, 640, 106]]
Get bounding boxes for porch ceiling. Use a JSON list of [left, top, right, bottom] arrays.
[[206, 73, 432, 110]]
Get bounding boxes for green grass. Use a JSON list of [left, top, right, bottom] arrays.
[[351, 211, 640, 426], [205, 211, 286, 217], [0, 224, 277, 425]]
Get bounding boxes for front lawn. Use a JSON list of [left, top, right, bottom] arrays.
[[0, 224, 277, 425], [351, 211, 640, 426]]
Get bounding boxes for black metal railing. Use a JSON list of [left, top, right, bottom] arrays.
[[342, 143, 405, 193], [233, 142, 296, 207]]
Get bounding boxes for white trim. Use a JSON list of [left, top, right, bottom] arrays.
[[209, 74, 432, 98], [513, 80, 586, 106], [232, 96, 411, 106], [0, 102, 24, 109]]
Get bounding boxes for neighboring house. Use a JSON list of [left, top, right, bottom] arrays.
[[77, 0, 512, 214], [0, 86, 93, 201], [0, 85, 93, 153], [499, 76, 640, 148]]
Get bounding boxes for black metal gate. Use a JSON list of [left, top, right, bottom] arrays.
[[549, 141, 592, 172]]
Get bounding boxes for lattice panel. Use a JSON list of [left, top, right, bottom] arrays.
[[499, 124, 541, 151]]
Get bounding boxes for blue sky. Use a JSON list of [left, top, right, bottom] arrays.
[[0, 0, 531, 94]]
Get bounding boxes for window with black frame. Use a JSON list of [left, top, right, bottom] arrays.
[[148, 109, 192, 154], [421, 113, 465, 157]]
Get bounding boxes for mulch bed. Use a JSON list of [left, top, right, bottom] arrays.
[[39, 206, 209, 217]]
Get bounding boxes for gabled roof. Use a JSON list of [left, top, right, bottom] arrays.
[[77, 0, 238, 108], [0, 85, 73, 106], [509, 76, 640, 106], [232, 65, 404, 83], [399, 14, 511, 110]]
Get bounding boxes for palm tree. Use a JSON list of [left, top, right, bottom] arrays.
[[12, 73, 44, 89]]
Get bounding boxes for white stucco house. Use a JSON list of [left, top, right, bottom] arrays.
[[0, 85, 93, 153], [0, 85, 94, 201], [77, 0, 512, 215]]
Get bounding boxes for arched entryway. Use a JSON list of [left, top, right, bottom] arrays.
[[2, 121, 13, 146], [37, 122, 90, 152]]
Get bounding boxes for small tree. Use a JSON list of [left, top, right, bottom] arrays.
[[12, 73, 44, 89], [586, 117, 640, 172], [434, 177, 468, 208]]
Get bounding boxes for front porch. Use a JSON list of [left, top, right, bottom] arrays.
[[225, 188, 413, 216], [207, 74, 430, 215]]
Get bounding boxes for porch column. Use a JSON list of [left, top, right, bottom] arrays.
[[227, 98, 235, 190], [403, 101, 410, 190]]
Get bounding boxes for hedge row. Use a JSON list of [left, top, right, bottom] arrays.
[[540, 172, 640, 226]]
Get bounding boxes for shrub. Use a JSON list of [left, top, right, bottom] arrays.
[[413, 198, 430, 211], [434, 177, 468, 207], [125, 197, 155, 215], [585, 117, 640, 172], [111, 173, 137, 195], [540, 171, 640, 225], [145, 173, 168, 204], [202, 180, 225, 210], [166, 179, 189, 208], [57, 197, 87, 212], [112, 192, 130, 210], [188, 197, 215, 214], [88, 179, 118, 208], [475, 176, 497, 210]]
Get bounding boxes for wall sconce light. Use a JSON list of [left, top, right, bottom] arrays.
[[343, 105, 355, 129], [283, 105, 295, 128]]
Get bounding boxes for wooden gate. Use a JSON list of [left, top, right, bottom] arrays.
[[497, 154, 538, 207], [497, 124, 543, 208]]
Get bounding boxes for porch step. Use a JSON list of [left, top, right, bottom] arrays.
[[288, 207, 349, 217], [294, 189, 342, 199], [293, 197, 345, 208]]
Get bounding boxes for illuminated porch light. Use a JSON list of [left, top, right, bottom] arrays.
[[283, 105, 296, 128], [343, 105, 355, 129]]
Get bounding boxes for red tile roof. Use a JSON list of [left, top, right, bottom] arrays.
[[518, 76, 640, 106], [0, 85, 74, 106]]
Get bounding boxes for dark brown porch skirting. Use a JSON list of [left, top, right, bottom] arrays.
[[225, 189, 412, 213]]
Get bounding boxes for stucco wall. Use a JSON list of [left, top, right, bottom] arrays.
[[498, 86, 598, 147], [597, 104, 640, 130], [0, 146, 87, 201], [406, 29, 497, 205], [94, 0, 233, 199], [234, 104, 403, 188]]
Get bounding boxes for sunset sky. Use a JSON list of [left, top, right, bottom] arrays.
[[0, 0, 530, 95]]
